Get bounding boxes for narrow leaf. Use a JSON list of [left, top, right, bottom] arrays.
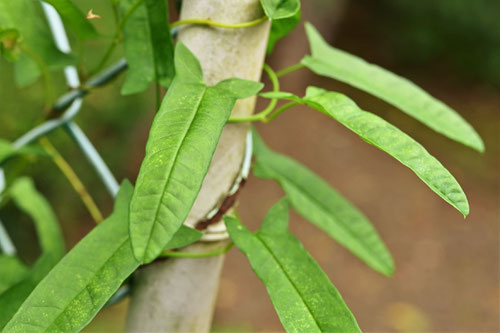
[[120, 0, 175, 94], [0, 255, 28, 295], [301, 87, 470, 216], [164, 225, 203, 250], [259, 0, 300, 20], [252, 128, 394, 275], [3, 181, 140, 333], [129, 42, 263, 263], [302, 22, 484, 152], [267, 10, 300, 54], [43, 0, 98, 40], [225, 201, 360, 333], [0, 0, 74, 86]]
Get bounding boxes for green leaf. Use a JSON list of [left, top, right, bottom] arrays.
[[259, 0, 300, 20], [120, 0, 175, 94], [267, 10, 300, 54], [252, 128, 394, 275], [0, 178, 64, 329], [0, 255, 28, 295], [301, 22, 484, 152], [301, 87, 469, 216], [0, 139, 47, 165], [164, 225, 203, 250], [130, 42, 263, 263], [0, 0, 74, 86], [3, 181, 140, 333], [225, 200, 361, 333], [9, 178, 65, 258], [0, 28, 21, 62], [42, 0, 98, 40]]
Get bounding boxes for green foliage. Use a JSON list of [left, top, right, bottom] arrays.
[[42, 0, 98, 40], [225, 198, 360, 333], [302, 23, 484, 152], [0, 28, 20, 62], [0, 0, 73, 86], [0, 139, 46, 164], [0, 178, 64, 329], [0, 256, 28, 295], [164, 225, 203, 250], [252, 129, 394, 276], [129, 42, 263, 264], [267, 10, 300, 54], [259, 0, 300, 20], [120, 0, 175, 94], [3, 181, 139, 333]]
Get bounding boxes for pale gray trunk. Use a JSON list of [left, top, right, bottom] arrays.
[[125, 1, 270, 331]]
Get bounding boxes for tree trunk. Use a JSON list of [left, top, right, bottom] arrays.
[[125, 1, 270, 331]]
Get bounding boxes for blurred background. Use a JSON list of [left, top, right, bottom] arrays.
[[0, 0, 498, 332]]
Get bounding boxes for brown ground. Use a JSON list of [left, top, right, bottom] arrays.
[[83, 1, 499, 332]]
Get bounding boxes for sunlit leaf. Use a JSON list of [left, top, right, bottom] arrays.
[[129, 42, 263, 263], [3, 181, 140, 333], [43, 0, 98, 40], [225, 199, 361, 333], [0, 0, 74, 86], [267, 10, 300, 54], [302, 22, 484, 152], [120, 0, 175, 94], [259, 0, 300, 20], [252, 128, 394, 275]]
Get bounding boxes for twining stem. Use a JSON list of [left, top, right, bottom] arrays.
[[265, 101, 299, 122], [170, 16, 267, 29], [160, 242, 234, 259], [39, 137, 104, 223], [276, 62, 305, 78], [20, 45, 54, 110], [228, 64, 279, 123], [91, 0, 145, 75]]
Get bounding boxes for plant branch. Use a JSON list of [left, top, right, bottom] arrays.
[[276, 62, 305, 78], [39, 137, 104, 223], [170, 16, 267, 29]]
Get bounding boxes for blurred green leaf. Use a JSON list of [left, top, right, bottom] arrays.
[[130, 42, 263, 263], [0, 139, 47, 165], [267, 10, 300, 54], [301, 22, 484, 152], [0, 178, 64, 329], [252, 128, 394, 275], [120, 0, 175, 94], [0, 0, 74, 86], [259, 0, 300, 20], [0, 28, 21, 62], [42, 0, 98, 40], [225, 199, 360, 333], [0, 255, 28, 295], [3, 181, 140, 333], [164, 225, 203, 250]]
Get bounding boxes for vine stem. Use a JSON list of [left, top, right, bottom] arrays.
[[39, 137, 104, 223], [276, 62, 305, 78], [159, 242, 234, 259], [228, 63, 279, 123], [170, 16, 267, 29], [19, 45, 54, 110]]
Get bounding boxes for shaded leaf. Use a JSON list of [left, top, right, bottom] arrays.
[[120, 0, 175, 94], [252, 128, 394, 275], [302, 22, 484, 152], [43, 0, 98, 40], [0, 255, 28, 295], [129, 42, 263, 263], [260, 0, 300, 20], [267, 10, 300, 54], [0, 0, 74, 86], [225, 199, 360, 333], [164, 225, 203, 250], [3, 181, 140, 333]]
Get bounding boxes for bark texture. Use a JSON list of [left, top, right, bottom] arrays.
[[126, 1, 270, 331]]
